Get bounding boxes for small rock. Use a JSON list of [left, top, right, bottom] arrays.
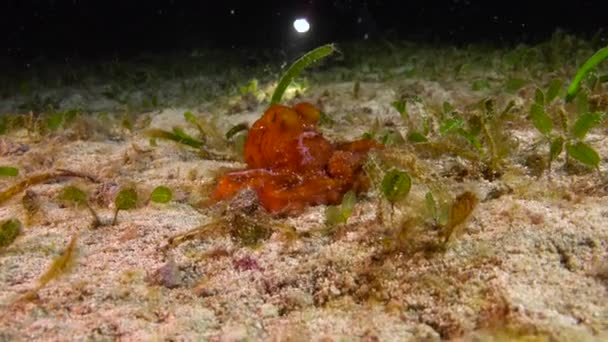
[[145, 258, 182, 289], [0, 138, 29, 156], [259, 303, 279, 318], [91, 182, 119, 207], [283, 288, 313, 309], [220, 324, 248, 342], [233, 256, 261, 271]]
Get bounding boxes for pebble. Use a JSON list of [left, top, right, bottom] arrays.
[[260, 303, 279, 318]]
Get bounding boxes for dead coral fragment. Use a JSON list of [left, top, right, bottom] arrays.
[[213, 102, 381, 215]]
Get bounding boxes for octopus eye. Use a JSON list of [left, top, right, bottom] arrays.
[[277, 111, 301, 131], [294, 102, 320, 125]]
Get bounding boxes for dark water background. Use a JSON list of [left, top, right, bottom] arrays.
[[0, 0, 607, 114], [2, 0, 607, 66]]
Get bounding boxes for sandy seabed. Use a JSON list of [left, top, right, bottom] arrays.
[[1, 44, 608, 341]]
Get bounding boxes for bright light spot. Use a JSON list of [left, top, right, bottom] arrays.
[[293, 18, 310, 33]]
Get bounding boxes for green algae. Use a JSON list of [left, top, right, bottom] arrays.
[[270, 44, 337, 105], [0, 170, 99, 205], [0, 219, 21, 249], [0, 166, 19, 177], [58, 185, 101, 228], [325, 190, 357, 225], [150, 186, 173, 204], [112, 188, 138, 225], [566, 45, 608, 102]]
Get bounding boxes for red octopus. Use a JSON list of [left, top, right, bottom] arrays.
[[212, 102, 381, 214]]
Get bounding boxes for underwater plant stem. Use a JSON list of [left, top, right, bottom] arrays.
[[558, 107, 569, 133], [145, 128, 235, 161], [415, 141, 480, 162], [145, 128, 204, 149], [480, 115, 499, 171], [165, 221, 218, 251], [0, 170, 99, 205], [270, 44, 337, 105], [566, 45, 608, 102], [111, 208, 119, 226], [86, 202, 101, 228]]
